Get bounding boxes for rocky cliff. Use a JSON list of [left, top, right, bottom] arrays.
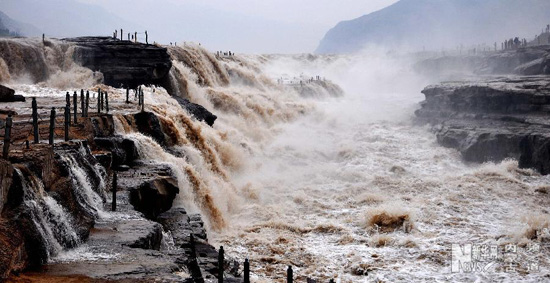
[[416, 76, 550, 174], [415, 46, 550, 77], [69, 37, 172, 89]]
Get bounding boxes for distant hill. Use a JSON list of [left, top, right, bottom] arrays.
[[0, 10, 41, 37], [316, 0, 550, 54], [0, 0, 141, 38]]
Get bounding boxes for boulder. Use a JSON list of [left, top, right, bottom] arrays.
[[0, 85, 24, 103], [94, 137, 138, 168], [129, 177, 179, 220], [132, 111, 167, 146], [173, 97, 217, 127]]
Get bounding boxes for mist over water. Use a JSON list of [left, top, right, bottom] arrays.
[[207, 50, 550, 282], [2, 40, 549, 281]]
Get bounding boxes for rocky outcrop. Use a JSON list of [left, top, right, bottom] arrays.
[[416, 76, 550, 173], [415, 46, 550, 77], [94, 136, 138, 168], [174, 97, 217, 127], [129, 176, 180, 220], [158, 208, 241, 283], [69, 37, 172, 88], [0, 160, 13, 213], [0, 84, 24, 102]]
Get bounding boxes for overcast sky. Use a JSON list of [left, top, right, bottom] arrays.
[[78, 0, 399, 53]]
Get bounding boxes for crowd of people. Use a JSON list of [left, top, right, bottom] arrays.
[[216, 51, 234, 57], [277, 75, 325, 86], [501, 24, 550, 50], [112, 29, 149, 44]]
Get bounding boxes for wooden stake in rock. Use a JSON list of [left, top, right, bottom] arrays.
[[126, 87, 129, 103], [112, 172, 117, 211], [85, 91, 89, 117], [81, 89, 85, 117], [49, 108, 55, 145], [218, 246, 224, 283], [97, 90, 101, 114], [141, 88, 145, 112], [287, 266, 293, 283], [244, 259, 250, 283], [64, 106, 70, 141], [32, 97, 39, 144], [73, 91, 77, 124], [2, 115, 12, 159], [105, 91, 109, 113]]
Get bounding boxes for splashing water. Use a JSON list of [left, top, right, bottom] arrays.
[[3, 39, 549, 281]]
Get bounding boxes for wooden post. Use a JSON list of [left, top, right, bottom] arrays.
[[126, 87, 129, 103], [134, 32, 137, 43], [32, 97, 39, 144], [287, 266, 293, 283], [105, 91, 109, 113], [49, 108, 55, 145], [244, 259, 250, 283], [80, 90, 85, 117], [73, 91, 77, 124], [218, 246, 224, 283], [141, 89, 144, 112], [112, 172, 117, 211], [65, 92, 71, 125], [99, 91, 105, 111], [145, 31, 148, 44], [2, 115, 12, 159], [97, 90, 101, 114], [85, 90, 89, 117], [64, 106, 69, 141]]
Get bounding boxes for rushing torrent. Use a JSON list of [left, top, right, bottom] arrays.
[[2, 41, 549, 282]]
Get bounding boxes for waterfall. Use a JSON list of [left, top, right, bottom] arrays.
[[0, 37, 101, 87], [58, 154, 105, 217], [14, 168, 79, 259]]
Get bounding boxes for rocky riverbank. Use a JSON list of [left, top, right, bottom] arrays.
[[416, 76, 550, 174], [0, 108, 241, 282], [415, 46, 550, 77]]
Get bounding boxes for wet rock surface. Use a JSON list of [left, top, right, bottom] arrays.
[[0, 85, 24, 103], [0, 110, 239, 282], [173, 97, 217, 127], [416, 76, 550, 173], [128, 176, 179, 220]]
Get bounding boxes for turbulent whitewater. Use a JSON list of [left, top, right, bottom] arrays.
[[1, 39, 549, 282]]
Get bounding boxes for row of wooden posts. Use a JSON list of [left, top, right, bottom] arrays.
[[215, 245, 336, 283], [109, 169, 340, 283], [1, 87, 146, 160]]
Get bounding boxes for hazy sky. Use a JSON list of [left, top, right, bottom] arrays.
[[78, 0, 399, 53]]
